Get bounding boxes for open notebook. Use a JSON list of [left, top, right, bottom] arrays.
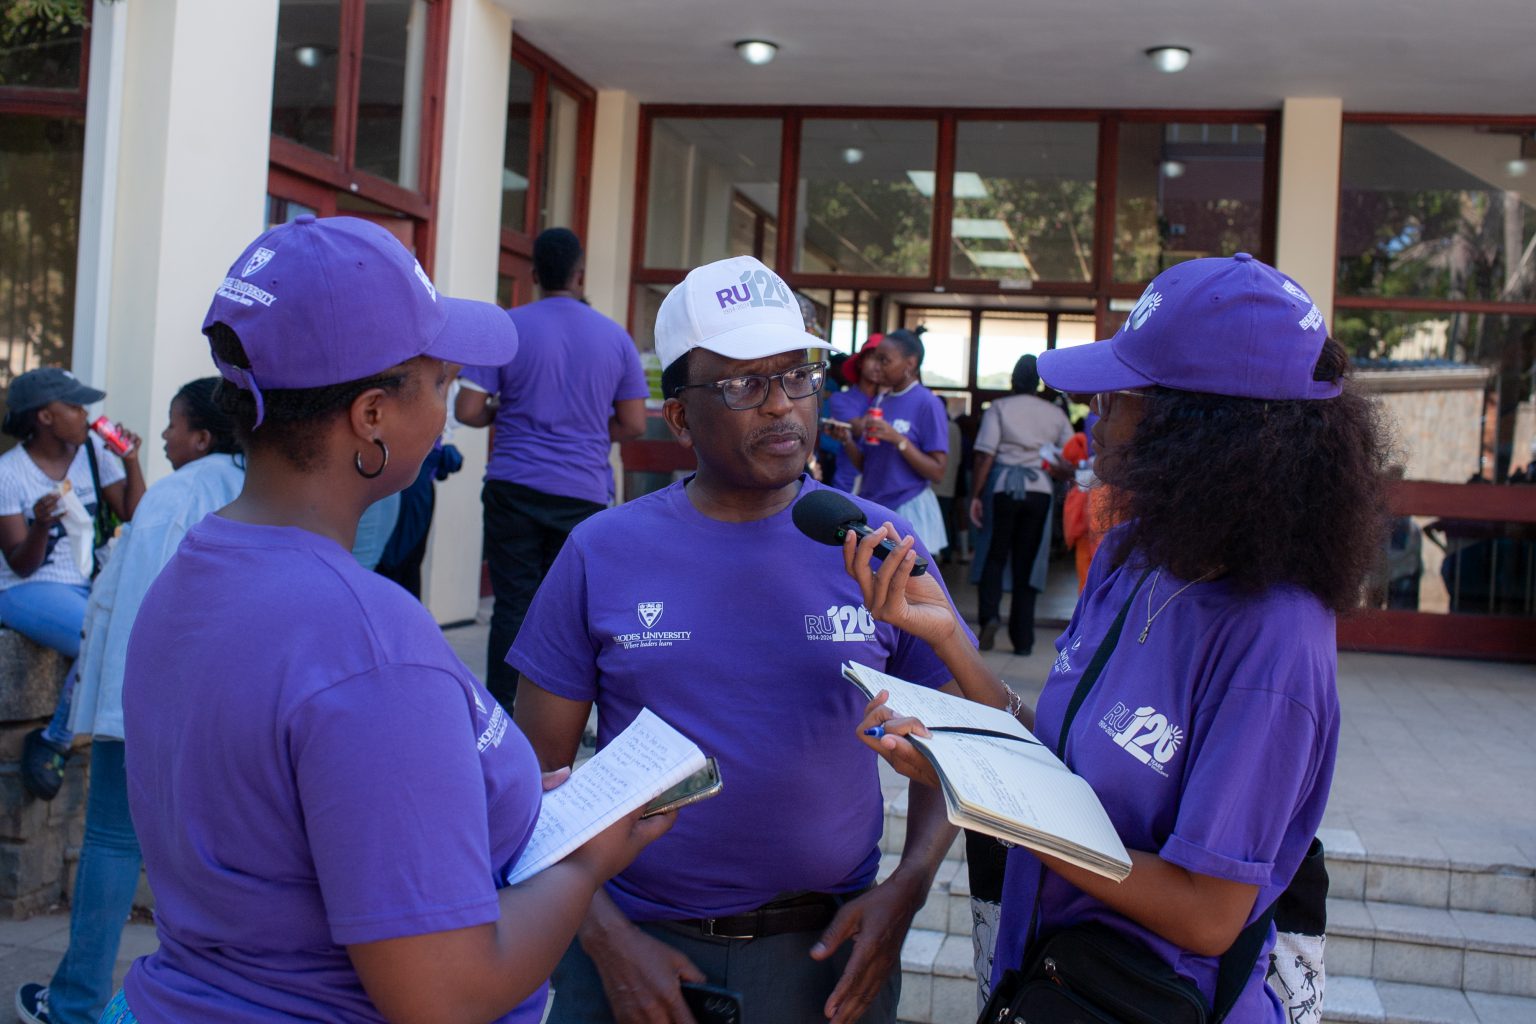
[[503, 709, 706, 886], [845, 662, 1131, 881]]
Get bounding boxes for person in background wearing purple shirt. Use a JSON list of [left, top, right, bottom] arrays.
[[511, 255, 968, 1024], [822, 334, 882, 492], [850, 255, 1389, 1022], [457, 228, 649, 714], [112, 216, 669, 1024]]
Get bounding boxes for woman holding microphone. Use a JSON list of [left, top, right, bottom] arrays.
[[110, 216, 670, 1024], [844, 255, 1387, 1023]]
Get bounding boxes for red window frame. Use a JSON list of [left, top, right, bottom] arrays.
[[266, 0, 450, 270]]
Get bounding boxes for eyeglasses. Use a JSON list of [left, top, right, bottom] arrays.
[[1090, 389, 1151, 417], [672, 361, 829, 411]]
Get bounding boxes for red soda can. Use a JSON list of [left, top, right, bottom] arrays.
[[865, 406, 884, 445], [91, 417, 132, 456]]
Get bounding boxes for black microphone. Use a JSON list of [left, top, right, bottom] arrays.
[[792, 489, 930, 577]]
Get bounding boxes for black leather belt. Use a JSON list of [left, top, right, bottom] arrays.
[[673, 892, 843, 940]]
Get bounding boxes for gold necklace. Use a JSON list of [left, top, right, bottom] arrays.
[[1139, 569, 1218, 643]]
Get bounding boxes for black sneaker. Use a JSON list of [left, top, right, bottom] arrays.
[[20, 730, 69, 801], [16, 982, 51, 1024]]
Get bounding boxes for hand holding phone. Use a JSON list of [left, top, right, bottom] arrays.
[[681, 982, 744, 1024], [641, 759, 723, 818]]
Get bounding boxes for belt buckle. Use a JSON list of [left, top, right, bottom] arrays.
[[700, 916, 754, 940]]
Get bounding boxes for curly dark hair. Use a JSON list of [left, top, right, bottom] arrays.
[[206, 323, 409, 471], [1102, 337, 1391, 612]]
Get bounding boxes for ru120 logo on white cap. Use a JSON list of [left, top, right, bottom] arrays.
[[715, 267, 795, 313]]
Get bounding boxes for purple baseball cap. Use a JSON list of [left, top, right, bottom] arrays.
[[202, 215, 517, 426], [1038, 253, 1340, 401]]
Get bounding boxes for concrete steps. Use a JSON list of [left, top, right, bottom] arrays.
[[878, 793, 1536, 1023]]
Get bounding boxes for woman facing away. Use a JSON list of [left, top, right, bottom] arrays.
[[967, 354, 1074, 656], [110, 215, 668, 1024], [845, 255, 1388, 1023], [0, 368, 144, 799], [16, 377, 246, 1024]]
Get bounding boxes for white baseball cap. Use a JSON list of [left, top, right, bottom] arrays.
[[655, 256, 822, 370]]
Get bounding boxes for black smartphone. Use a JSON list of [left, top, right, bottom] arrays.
[[680, 981, 743, 1024], [641, 758, 722, 818]]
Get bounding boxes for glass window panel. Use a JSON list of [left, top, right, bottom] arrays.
[[827, 291, 868, 354], [901, 310, 970, 388], [272, 0, 341, 155], [0, 10, 83, 89], [502, 59, 535, 234], [1055, 313, 1099, 349], [645, 119, 780, 269], [630, 283, 674, 352], [539, 84, 581, 230], [798, 119, 935, 277], [354, 0, 430, 189], [1337, 124, 1536, 304], [0, 116, 84, 452], [976, 312, 1049, 389], [1114, 122, 1267, 283], [952, 122, 1097, 283], [1336, 309, 1535, 483]]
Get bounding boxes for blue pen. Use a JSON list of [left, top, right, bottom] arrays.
[[863, 725, 886, 739]]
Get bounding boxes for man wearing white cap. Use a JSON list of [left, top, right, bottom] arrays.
[[510, 257, 969, 1023]]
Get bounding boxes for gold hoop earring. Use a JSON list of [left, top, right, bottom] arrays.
[[354, 439, 389, 479]]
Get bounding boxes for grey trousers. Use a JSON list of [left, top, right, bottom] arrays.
[[547, 919, 900, 1024]]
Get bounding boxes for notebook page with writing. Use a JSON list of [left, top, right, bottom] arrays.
[[843, 661, 1035, 742], [913, 731, 1130, 879], [504, 709, 704, 885]]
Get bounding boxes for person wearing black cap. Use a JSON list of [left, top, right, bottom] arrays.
[[0, 367, 144, 799]]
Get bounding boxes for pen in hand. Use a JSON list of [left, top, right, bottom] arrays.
[[863, 725, 886, 739]]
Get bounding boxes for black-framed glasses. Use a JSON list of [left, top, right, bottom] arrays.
[[672, 360, 829, 411]]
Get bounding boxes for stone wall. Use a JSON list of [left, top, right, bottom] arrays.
[[0, 629, 88, 918]]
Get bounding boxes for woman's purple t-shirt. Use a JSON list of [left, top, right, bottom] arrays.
[[858, 382, 949, 510], [992, 526, 1340, 1024], [121, 515, 547, 1022]]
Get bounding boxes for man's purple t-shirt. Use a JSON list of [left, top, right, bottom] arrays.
[[508, 476, 963, 921], [992, 526, 1339, 1024], [461, 297, 648, 505], [858, 382, 949, 510], [826, 387, 872, 492], [121, 515, 547, 1023]]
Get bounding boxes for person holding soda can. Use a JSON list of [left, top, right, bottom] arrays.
[[0, 367, 144, 799]]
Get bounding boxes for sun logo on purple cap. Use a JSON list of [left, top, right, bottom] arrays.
[[242, 247, 275, 279], [1129, 288, 1163, 330], [412, 260, 437, 302]]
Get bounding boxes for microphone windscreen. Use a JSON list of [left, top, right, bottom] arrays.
[[792, 489, 868, 546]]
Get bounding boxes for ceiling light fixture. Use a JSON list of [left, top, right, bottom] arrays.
[[1161, 160, 1187, 179], [842, 147, 864, 165], [1145, 46, 1192, 73], [734, 40, 779, 66], [1508, 159, 1530, 178], [293, 45, 326, 68]]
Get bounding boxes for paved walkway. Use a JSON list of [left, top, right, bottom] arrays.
[[3, 570, 1530, 1014]]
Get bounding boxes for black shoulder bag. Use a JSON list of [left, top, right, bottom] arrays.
[[979, 569, 1324, 1024], [82, 438, 114, 579]]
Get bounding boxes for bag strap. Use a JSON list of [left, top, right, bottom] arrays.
[[1056, 567, 1151, 762], [82, 439, 111, 552], [1211, 836, 1326, 1023]]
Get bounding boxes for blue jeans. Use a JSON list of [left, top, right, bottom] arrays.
[[0, 582, 88, 746], [50, 741, 143, 1024]]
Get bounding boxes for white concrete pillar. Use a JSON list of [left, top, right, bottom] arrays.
[[419, 0, 514, 624], [1274, 98, 1344, 329], [584, 89, 641, 323], [104, 0, 279, 482]]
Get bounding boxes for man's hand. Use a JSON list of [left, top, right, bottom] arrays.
[[810, 873, 926, 1024], [582, 921, 704, 1024]]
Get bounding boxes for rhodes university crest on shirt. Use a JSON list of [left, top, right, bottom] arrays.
[[637, 602, 664, 629]]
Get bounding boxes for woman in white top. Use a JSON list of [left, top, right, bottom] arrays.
[[968, 355, 1072, 656]]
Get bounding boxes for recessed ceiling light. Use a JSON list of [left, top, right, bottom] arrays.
[[842, 147, 864, 165], [734, 40, 778, 66], [1146, 46, 1192, 73], [294, 45, 325, 68], [1161, 160, 1187, 179], [1508, 159, 1530, 178]]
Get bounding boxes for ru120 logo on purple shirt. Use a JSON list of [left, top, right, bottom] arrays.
[[715, 268, 796, 312], [805, 604, 876, 642], [1098, 701, 1183, 777]]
